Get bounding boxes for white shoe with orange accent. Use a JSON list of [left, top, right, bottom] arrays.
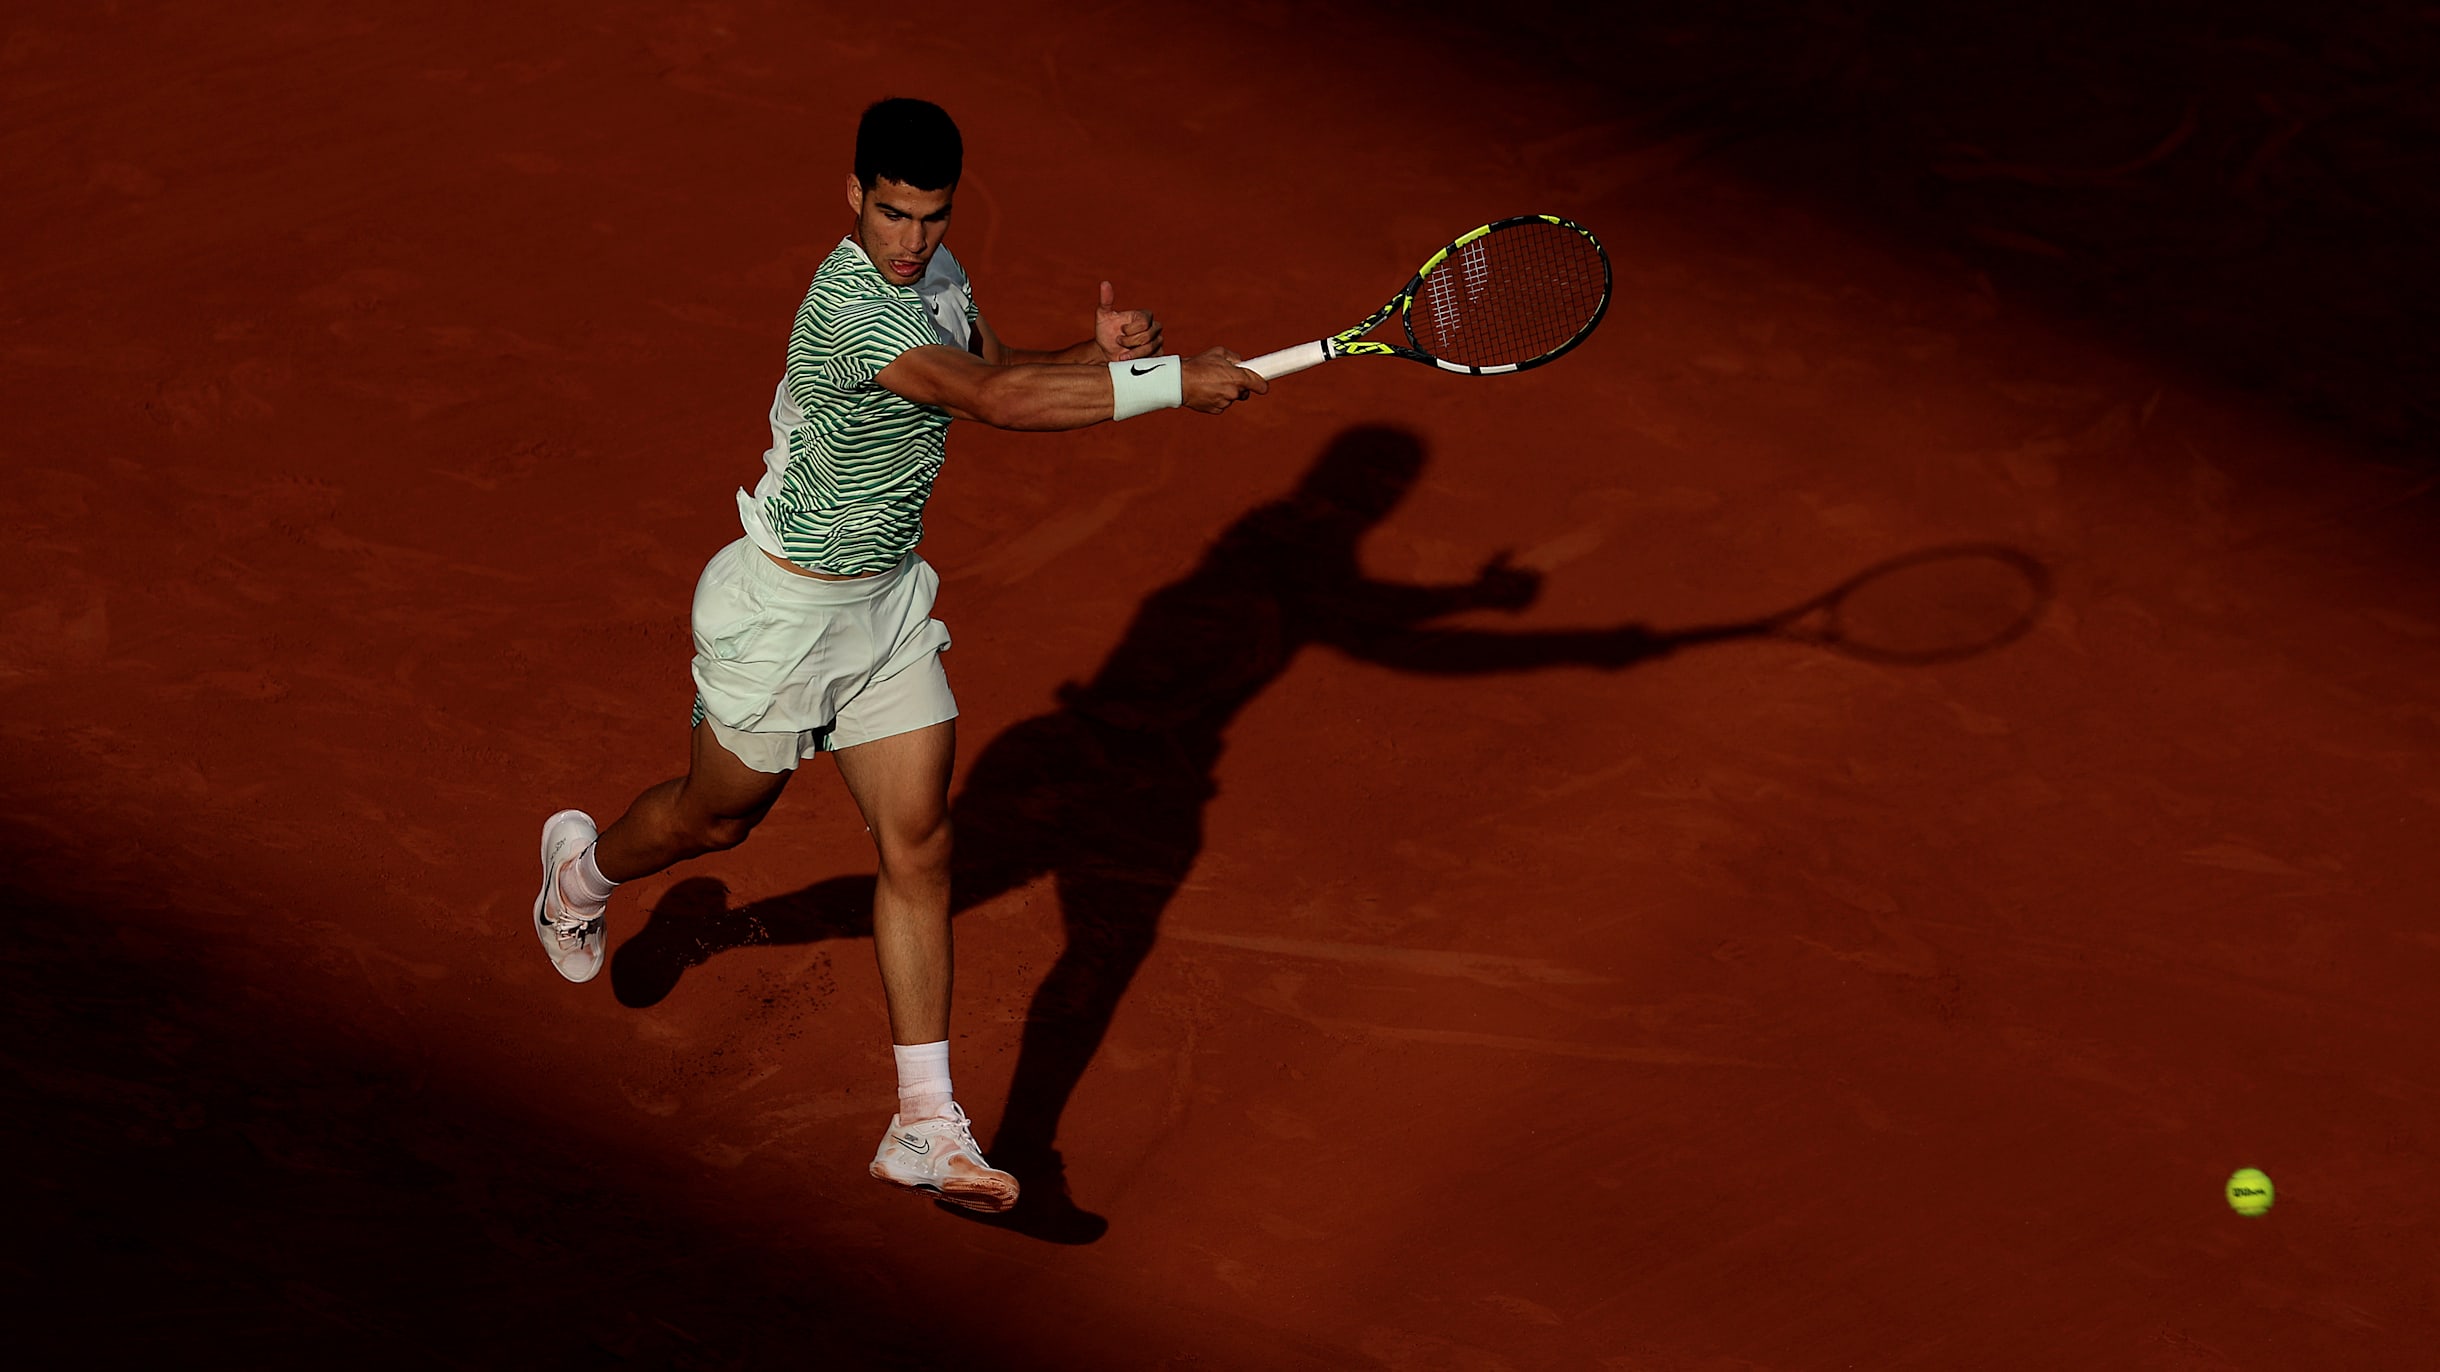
[[532, 809, 606, 983], [869, 1103, 1020, 1213]]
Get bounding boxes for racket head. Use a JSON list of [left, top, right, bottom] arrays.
[[1387, 216, 1612, 374]]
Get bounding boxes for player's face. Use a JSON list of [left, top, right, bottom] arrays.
[[846, 175, 954, 287]]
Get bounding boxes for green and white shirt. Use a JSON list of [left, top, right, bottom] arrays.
[[736, 237, 979, 574]]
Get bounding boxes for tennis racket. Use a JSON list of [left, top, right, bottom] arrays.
[[1239, 215, 1611, 380]]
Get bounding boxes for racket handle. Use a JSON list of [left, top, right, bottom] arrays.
[[1238, 341, 1328, 380]]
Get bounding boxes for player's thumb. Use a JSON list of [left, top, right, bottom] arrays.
[[1098, 279, 1115, 312]]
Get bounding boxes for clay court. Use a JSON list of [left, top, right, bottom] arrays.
[[7, 1, 2439, 1366]]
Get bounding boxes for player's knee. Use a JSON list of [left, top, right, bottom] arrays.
[[874, 811, 951, 878], [685, 810, 761, 855]]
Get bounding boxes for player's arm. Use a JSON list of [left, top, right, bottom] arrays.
[[877, 344, 1262, 432], [969, 312, 1100, 367], [972, 282, 1164, 366]]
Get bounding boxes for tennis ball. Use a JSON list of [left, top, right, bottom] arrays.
[[2226, 1167, 2274, 1217]]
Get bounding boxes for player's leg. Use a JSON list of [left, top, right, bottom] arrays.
[[830, 718, 956, 1045], [532, 721, 794, 984], [534, 536, 832, 984], [594, 720, 796, 880], [837, 717, 1018, 1213]]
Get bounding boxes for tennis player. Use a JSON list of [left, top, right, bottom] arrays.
[[528, 97, 1264, 1212]]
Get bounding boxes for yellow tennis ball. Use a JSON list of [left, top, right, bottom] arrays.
[[2226, 1167, 2274, 1217]]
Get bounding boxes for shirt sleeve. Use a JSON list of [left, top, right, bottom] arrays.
[[812, 292, 941, 392]]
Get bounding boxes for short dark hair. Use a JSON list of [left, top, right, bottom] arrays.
[[855, 98, 962, 191]]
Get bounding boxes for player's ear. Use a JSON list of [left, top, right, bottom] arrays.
[[845, 174, 864, 218]]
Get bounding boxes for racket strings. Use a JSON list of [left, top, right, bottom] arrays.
[[1407, 221, 1606, 368]]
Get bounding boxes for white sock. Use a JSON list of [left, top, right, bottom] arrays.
[[558, 840, 618, 917], [892, 1040, 953, 1122]]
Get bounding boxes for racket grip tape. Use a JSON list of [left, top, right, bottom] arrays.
[[1238, 340, 1327, 380]]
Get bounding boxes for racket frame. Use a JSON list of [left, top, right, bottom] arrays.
[[1242, 214, 1611, 380]]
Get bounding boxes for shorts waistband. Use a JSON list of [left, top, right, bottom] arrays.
[[740, 543, 919, 605]]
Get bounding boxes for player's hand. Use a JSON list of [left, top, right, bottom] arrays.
[[1096, 281, 1163, 361], [1471, 550, 1540, 611], [1182, 347, 1266, 413]]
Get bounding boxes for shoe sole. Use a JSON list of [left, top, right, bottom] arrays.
[[534, 809, 602, 984], [869, 1163, 1020, 1214]]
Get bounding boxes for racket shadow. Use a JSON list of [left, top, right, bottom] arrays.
[[1670, 543, 2054, 665], [608, 427, 2051, 1243]]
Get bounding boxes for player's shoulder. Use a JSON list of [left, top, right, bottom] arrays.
[[810, 237, 881, 296]]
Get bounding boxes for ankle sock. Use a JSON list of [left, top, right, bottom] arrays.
[[559, 840, 618, 916], [892, 1040, 953, 1122]]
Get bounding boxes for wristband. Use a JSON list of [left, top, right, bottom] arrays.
[[1109, 355, 1183, 421]]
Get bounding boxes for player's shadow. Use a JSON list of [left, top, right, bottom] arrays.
[[609, 424, 2049, 1243]]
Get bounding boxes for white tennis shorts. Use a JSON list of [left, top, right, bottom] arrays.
[[688, 538, 956, 772]]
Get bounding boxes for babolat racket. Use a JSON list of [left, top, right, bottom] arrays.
[[1240, 215, 1610, 380]]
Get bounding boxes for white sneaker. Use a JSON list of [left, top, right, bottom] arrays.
[[869, 1103, 1020, 1213], [532, 809, 606, 983]]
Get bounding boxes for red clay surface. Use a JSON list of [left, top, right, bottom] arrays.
[[7, 2, 2439, 1367]]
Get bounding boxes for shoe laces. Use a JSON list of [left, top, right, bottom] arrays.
[[911, 1103, 982, 1154], [942, 1104, 981, 1151], [545, 865, 603, 940]]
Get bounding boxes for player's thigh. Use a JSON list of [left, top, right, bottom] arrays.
[[830, 719, 956, 856], [680, 720, 795, 826]]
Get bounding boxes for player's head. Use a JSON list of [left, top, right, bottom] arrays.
[[854, 98, 962, 191], [846, 98, 962, 287]]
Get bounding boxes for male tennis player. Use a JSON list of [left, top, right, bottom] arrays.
[[528, 97, 1264, 1213]]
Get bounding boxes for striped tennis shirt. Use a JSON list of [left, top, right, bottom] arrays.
[[736, 236, 979, 575]]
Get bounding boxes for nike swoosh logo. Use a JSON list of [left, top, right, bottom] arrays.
[[1129, 363, 1159, 376], [897, 1133, 929, 1154]]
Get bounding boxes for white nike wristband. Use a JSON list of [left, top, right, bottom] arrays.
[[1109, 355, 1183, 421]]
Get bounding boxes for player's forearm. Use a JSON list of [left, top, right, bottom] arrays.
[[884, 343, 1250, 426], [967, 363, 1116, 431], [993, 339, 1105, 367]]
